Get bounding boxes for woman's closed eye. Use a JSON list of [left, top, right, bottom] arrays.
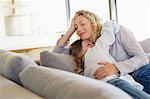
[[81, 23, 85, 26]]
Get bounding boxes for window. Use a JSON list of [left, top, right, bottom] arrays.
[[0, 0, 67, 50], [28, 0, 67, 35], [70, 0, 110, 22], [1, 0, 67, 36], [117, 0, 150, 41]]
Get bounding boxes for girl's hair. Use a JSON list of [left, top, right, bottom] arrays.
[[69, 39, 84, 74], [74, 10, 103, 43]]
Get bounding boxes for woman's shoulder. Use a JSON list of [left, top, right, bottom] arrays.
[[114, 25, 139, 46], [103, 20, 120, 34]]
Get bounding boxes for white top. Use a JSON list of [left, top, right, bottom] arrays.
[[84, 21, 144, 90], [53, 21, 144, 89], [84, 21, 119, 81]]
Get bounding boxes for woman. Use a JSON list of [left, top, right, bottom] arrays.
[[68, 38, 150, 98], [53, 10, 150, 94]]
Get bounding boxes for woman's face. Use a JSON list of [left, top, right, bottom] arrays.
[[74, 15, 93, 40]]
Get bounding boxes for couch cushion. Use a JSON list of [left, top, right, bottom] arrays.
[[139, 38, 150, 53], [40, 51, 76, 72], [0, 49, 37, 84], [19, 66, 132, 99], [0, 75, 42, 99], [147, 53, 150, 62]]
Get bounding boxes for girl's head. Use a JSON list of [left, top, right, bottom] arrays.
[[74, 10, 103, 43], [69, 39, 94, 74], [69, 39, 93, 59]]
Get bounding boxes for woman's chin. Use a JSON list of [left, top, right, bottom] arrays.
[[81, 37, 87, 40], [80, 36, 90, 40]]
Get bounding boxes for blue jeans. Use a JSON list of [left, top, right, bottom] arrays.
[[130, 64, 150, 94], [107, 78, 150, 99]]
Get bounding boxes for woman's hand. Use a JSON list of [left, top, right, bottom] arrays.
[[94, 61, 119, 80], [57, 17, 77, 45], [67, 17, 77, 35]]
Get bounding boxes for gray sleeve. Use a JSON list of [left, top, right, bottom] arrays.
[[52, 45, 70, 55], [115, 26, 149, 75]]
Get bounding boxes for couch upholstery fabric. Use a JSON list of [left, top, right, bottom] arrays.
[[19, 66, 132, 99], [0, 75, 42, 99], [40, 51, 76, 72], [0, 49, 37, 84]]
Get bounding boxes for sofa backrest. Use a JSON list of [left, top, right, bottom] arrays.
[[19, 66, 132, 99], [0, 49, 37, 85]]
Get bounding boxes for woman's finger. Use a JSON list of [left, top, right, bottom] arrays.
[[97, 61, 108, 65], [96, 73, 107, 80], [94, 61, 107, 76], [94, 67, 105, 79], [94, 69, 107, 80], [94, 67, 101, 76]]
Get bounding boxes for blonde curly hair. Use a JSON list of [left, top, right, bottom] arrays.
[[74, 10, 103, 43]]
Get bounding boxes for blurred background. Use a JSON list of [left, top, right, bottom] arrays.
[[0, 0, 149, 50]]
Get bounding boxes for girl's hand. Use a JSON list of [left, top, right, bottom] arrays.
[[94, 61, 119, 80]]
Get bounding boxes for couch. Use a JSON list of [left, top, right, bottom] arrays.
[[0, 49, 133, 99], [0, 50, 42, 99], [0, 38, 149, 99]]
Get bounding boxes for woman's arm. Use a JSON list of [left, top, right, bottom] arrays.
[[94, 61, 119, 80], [94, 26, 149, 79], [57, 18, 77, 45], [114, 26, 149, 75], [53, 17, 77, 54]]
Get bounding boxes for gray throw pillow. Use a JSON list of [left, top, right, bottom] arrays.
[[139, 38, 150, 53], [40, 51, 76, 72], [19, 66, 132, 99], [147, 53, 150, 62], [0, 49, 37, 84]]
